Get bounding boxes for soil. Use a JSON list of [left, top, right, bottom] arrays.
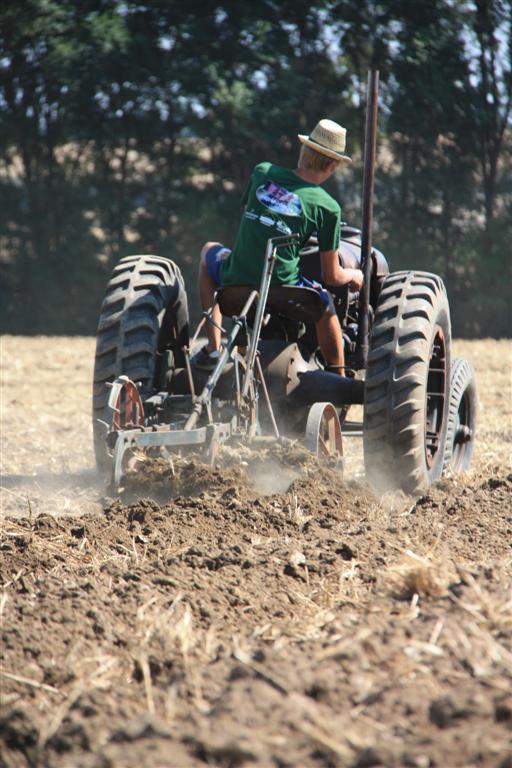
[[1, 337, 511, 768]]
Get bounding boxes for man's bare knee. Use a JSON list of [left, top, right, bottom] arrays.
[[200, 241, 221, 264]]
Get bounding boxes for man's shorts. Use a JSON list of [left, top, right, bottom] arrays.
[[204, 242, 335, 314], [204, 243, 231, 286]]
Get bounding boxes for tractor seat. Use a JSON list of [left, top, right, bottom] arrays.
[[217, 285, 325, 323]]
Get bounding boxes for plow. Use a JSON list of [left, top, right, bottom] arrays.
[[92, 72, 477, 494]]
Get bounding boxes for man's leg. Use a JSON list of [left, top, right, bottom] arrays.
[[315, 311, 345, 373], [296, 277, 345, 374], [199, 241, 223, 353]]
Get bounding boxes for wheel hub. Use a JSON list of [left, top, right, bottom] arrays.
[[455, 425, 472, 444], [425, 327, 447, 469]]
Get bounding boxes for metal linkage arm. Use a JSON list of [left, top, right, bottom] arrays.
[[184, 290, 259, 430], [242, 233, 300, 398]]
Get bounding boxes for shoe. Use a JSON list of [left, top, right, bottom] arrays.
[[192, 347, 221, 371]]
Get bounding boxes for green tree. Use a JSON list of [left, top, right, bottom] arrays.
[[469, 0, 512, 227]]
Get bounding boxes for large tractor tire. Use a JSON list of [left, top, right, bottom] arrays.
[[443, 357, 477, 473], [92, 254, 189, 471], [363, 271, 451, 494]]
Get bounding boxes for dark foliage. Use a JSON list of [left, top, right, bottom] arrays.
[[0, 0, 510, 336]]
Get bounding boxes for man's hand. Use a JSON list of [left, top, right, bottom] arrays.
[[320, 250, 364, 290], [347, 268, 363, 291]]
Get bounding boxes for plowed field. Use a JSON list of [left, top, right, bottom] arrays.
[[1, 337, 511, 768]]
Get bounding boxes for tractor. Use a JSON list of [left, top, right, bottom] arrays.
[[91, 73, 477, 494]]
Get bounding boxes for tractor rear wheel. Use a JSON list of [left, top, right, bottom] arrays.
[[92, 254, 189, 472], [363, 271, 451, 494], [443, 357, 477, 473]]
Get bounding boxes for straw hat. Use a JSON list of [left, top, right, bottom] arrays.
[[298, 119, 351, 163]]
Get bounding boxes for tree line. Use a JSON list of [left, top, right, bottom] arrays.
[[0, 0, 510, 336]]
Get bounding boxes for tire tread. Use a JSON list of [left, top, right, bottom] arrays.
[[363, 270, 451, 493]]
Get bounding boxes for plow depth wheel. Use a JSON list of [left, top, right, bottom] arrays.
[[106, 376, 145, 433], [104, 376, 145, 492], [101, 376, 145, 464], [304, 402, 343, 459]]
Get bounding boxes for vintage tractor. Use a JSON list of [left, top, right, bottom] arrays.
[[92, 72, 476, 494]]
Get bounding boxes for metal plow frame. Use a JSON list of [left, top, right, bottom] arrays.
[[104, 234, 301, 491]]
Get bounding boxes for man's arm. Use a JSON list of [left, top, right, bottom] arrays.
[[320, 250, 364, 291]]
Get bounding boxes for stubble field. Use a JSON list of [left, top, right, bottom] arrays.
[[0, 336, 511, 768]]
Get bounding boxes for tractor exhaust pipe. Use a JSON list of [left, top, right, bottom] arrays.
[[355, 69, 379, 370]]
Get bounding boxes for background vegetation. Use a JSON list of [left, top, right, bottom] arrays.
[[0, 0, 510, 336]]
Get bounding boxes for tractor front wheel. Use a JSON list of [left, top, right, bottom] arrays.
[[443, 357, 477, 474]]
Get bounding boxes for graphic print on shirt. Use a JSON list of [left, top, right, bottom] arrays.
[[256, 181, 303, 217], [243, 209, 292, 235]]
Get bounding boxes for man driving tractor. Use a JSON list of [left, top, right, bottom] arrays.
[[195, 118, 363, 373]]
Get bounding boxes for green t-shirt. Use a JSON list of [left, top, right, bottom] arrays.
[[221, 162, 341, 286]]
